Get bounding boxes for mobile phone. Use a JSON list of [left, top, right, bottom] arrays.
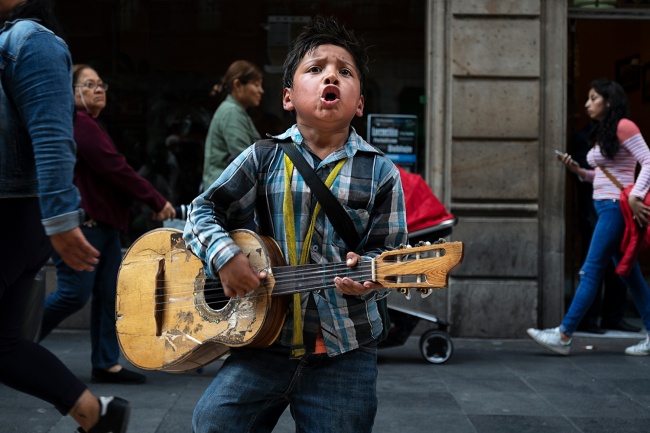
[[555, 149, 578, 165]]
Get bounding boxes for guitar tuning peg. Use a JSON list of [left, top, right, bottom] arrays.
[[398, 288, 411, 300], [418, 288, 432, 298]]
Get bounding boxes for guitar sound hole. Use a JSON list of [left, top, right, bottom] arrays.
[[195, 277, 235, 323], [207, 296, 228, 311], [204, 279, 229, 311]]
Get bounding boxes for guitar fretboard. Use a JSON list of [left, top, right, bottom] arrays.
[[270, 261, 374, 296]]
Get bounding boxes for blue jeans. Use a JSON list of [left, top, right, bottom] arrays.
[[192, 344, 378, 433], [561, 199, 650, 336], [40, 224, 122, 369]]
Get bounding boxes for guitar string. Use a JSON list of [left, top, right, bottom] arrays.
[[120, 266, 426, 303], [120, 257, 438, 297], [116, 282, 445, 321], [118, 247, 451, 316], [117, 268, 441, 315], [119, 251, 441, 298]]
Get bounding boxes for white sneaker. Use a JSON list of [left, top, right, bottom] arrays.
[[625, 337, 650, 356], [526, 327, 571, 355]]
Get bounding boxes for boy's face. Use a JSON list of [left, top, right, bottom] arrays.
[[282, 44, 364, 131]]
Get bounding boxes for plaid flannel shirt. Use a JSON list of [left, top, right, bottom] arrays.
[[184, 125, 407, 356]]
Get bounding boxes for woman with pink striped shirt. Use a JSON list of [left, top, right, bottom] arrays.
[[528, 78, 650, 356]]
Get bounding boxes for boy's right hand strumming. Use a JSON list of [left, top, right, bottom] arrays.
[[218, 253, 267, 298]]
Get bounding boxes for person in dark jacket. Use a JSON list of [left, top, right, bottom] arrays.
[[39, 64, 175, 384]]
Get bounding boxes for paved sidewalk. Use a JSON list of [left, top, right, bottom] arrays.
[[2, 328, 650, 433]]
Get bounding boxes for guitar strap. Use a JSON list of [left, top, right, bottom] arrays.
[[280, 141, 362, 250], [281, 141, 349, 358]]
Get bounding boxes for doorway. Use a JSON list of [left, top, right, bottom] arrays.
[[566, 13, 650, 328]]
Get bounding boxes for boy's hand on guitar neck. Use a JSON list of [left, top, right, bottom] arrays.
[[334, 252, 382, 296], [219, 253, 267, 298]]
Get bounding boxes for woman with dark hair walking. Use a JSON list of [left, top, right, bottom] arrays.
[[528, 78, 650, 356]]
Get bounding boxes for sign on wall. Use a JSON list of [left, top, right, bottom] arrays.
[[367, 114, 418, 167]]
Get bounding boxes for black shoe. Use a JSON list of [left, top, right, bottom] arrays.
[[601, 320, 642, 333], [91, 368, 146, 384], [576, 322, 606, 334], [76, 396, 130, 433]]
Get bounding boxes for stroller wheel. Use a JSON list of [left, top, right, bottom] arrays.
[[419, 329, 453, 364]]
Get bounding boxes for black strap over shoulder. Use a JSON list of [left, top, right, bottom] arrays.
[[275, 138, 361, 251]]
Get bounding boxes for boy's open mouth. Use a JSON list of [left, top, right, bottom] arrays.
[[322, 86, 340, 101]]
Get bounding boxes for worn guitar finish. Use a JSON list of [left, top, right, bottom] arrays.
[[116, 228, 463, 372]]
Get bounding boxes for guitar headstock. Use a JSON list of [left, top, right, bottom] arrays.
[[374, 240, 464, 291]]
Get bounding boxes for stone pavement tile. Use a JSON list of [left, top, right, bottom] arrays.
[[374, 413, 477, 433], [523, 372, 619, 395], [570, 417, 650, 433], [608, 378, 650, 396], [468, 414, 581, 433], [545, 392, 649, 419], [376, 391, 462, 415], [442, 372, 532, 393], [632, 394, 650, 410], [453, 391, 558, 416], [3, 407, 62, 433]]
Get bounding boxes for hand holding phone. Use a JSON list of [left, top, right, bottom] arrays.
[[555, 150, 579, 166]]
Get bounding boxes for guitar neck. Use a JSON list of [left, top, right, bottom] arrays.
[[270, 260, 374, 296]]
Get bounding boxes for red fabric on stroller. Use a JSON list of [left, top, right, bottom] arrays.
[[398, 166, 454, 232]]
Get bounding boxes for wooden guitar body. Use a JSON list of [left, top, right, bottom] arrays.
[[116, 228, 287, 372]]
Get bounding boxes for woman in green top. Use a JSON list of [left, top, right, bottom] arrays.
[[202, 60, 264, 190]]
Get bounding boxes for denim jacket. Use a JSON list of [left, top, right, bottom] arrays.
[[0, 19, 83, 235]]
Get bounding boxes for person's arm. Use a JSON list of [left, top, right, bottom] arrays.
[[8, 27, 99, 270], [75, 115, 174, 220], [10, 29, 80, 231], [620, 120, 650, 225], [555, 152, 595, 183]]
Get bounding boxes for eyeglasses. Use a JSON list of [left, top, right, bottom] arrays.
[[75, 82, 109, 91]]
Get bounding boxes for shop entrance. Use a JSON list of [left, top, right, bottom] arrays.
[[566, 10, 650, 328]]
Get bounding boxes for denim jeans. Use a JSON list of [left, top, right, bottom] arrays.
[[40, 224, 122, 369], [192, 344, 378, 433], [561, 199, 650, 336]]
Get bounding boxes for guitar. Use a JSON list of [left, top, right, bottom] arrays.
[[116, 228, 463, 372]]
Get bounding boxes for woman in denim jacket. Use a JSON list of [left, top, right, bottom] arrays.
[[0, 1, 129, 432]]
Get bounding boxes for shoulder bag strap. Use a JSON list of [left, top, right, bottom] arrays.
[[596, 163, 625, 191], [278, 140, 361, 251]]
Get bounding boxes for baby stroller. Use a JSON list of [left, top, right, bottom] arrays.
[[378, 166, 457, 364]]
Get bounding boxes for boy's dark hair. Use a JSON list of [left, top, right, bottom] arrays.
[[283, 16, 369, 96]]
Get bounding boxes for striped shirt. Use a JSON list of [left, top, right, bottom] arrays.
[[583, 119, 650, 200], [183, 125, 408, 356]]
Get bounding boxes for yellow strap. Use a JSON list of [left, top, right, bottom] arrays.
[[284, 150, 345, 358]]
